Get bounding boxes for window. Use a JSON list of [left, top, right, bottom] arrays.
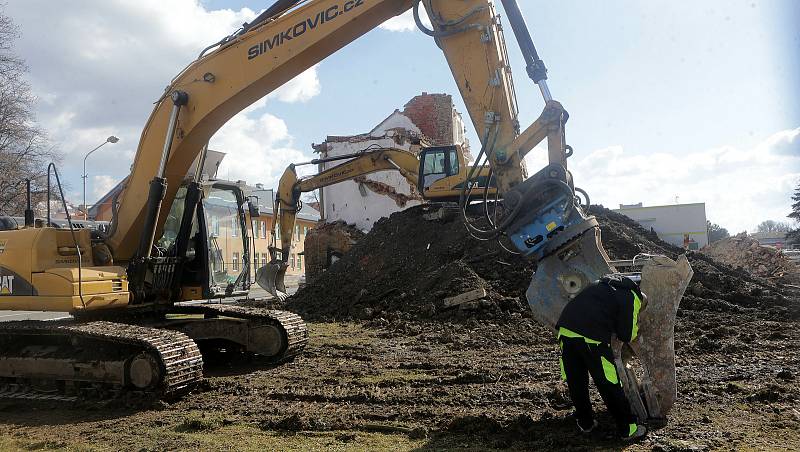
[[446, 148, 459, 176], [423, 150, 445, 175], [304, 226, 308, 235], [211, 216, 219, 237], [254, 253, 260, 268], [295, 225, 300, 237], [232, 252, 240, 271], [262, 255, 268, 267], [231, 218, 238, 237], [252, 220, 259, 239], [297, 254, 302, 269], [261, 221, 267, 240], [276, 224, 281, 240], [422, 148, 459, 177], [290, 254, 296, 269]]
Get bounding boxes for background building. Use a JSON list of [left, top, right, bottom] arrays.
[[314, 92, 469, 232], [750, 231, 789, 249], [614, 202, 709, 250], [203, 184, 319, 281]]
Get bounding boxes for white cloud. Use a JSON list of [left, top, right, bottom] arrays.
[[549, 127, 800, 234], [5, 0, 321, 203], [267, 66, 321, 103], [379, 8, 431, 32], [92, 175, 119, 200], [210, 112, 313, 190]]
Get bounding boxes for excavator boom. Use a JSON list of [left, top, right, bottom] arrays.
[[107, 0, 416, 262]]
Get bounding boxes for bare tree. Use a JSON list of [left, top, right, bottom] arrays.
[[706, 220, 729, 243], [756, 220, 793, 234], [788, 182, 800, 244], [0, 9, 59, 217]]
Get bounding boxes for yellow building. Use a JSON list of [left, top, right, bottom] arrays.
[[202, 183, 319, 282]]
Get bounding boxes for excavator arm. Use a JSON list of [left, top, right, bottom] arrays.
[[260, 147, 421, 296], [107, 0, 416, 262]]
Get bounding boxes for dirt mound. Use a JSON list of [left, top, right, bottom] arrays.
[[304, 221, 365, 282], [702, 233, 800, 283], [287, 204, 796, 322], [289, 205, 533, 321]]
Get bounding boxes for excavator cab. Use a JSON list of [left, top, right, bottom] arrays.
[[155, 180, 252, 301], [418, 145, 495, 201]]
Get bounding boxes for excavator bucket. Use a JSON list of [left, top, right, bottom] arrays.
[[256, 260, 289, 301], [615, 254, 693, 420], [526, 226, 693, 419]]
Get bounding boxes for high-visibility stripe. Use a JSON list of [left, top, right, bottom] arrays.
[[600, 356, 619, 384], [631, 291, 642, 340], [558, 326, 601, 345], [559, 357, 566, 381], [628, 423, 637, 437]]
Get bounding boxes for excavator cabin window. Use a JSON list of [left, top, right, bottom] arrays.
[[420, 146, 459, 191]]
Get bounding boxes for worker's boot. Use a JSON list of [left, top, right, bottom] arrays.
[[621, 423, 647, 441]]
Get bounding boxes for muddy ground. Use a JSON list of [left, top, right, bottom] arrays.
[[0, 206, 799, 450], [0, 300, 797, 451]]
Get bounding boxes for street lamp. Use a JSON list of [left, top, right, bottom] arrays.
[[82, 135, 119, 219]]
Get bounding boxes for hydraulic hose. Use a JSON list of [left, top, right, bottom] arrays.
[[413, 0, 483, 38]]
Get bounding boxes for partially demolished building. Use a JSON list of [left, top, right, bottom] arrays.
[[312, 92, 471, 231]]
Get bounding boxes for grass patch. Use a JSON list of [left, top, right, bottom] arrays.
[[175, 412, 223, 432], [309, 322, 374, 348]]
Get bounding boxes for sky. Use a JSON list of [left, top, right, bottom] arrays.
[[4, 0, 799, 233]]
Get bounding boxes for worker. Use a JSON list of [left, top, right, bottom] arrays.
[[556, 274, 648, 441]]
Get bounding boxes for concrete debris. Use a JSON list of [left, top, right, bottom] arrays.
[[352, 176, 422, 207], [443, 288, 487, 308], [702, 233, 800, 283]]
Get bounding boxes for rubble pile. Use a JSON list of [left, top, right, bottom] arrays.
[[287, 204, 797, 322], [702, 233, 800, 283], [303, 221, 365, 282]]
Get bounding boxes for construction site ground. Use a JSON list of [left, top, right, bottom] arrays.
[[1, 208, 799, 451], [0, 312, 797, 451]]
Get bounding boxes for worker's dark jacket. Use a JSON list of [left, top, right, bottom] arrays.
[[556, 276, 643, 344]]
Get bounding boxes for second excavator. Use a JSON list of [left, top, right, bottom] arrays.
[[260, 143, 497, 294]]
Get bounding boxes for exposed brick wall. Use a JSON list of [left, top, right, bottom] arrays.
[[403, 92, 455, 146]]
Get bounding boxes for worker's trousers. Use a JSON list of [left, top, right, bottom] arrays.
[[559, 335, 636, 435]]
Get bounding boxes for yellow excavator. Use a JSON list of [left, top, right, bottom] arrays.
[[0, 0, 691, 417], [259, 143, 496, 295]]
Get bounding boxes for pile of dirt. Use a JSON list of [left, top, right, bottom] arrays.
[[289, 205, 533, 321], [702, 233, 800, 283], [287, 204, 796, 322], [303, 221, 366, 282]]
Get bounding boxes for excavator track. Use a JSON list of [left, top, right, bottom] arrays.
[[0, 320, 203, 402], [170, 304, 308, 362]]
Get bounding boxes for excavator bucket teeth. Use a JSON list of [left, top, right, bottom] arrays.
[[256, 261, 289, 301], [618, 254, 693, 419], [526, 226, 693, 419]]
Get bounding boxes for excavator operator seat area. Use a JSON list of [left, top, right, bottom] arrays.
[[419, 146, 461, 193], [0, 227, 129, 312]]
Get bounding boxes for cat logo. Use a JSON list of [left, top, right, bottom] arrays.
[[0, 275, 13, 294], [0, 240, 6, 255]]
